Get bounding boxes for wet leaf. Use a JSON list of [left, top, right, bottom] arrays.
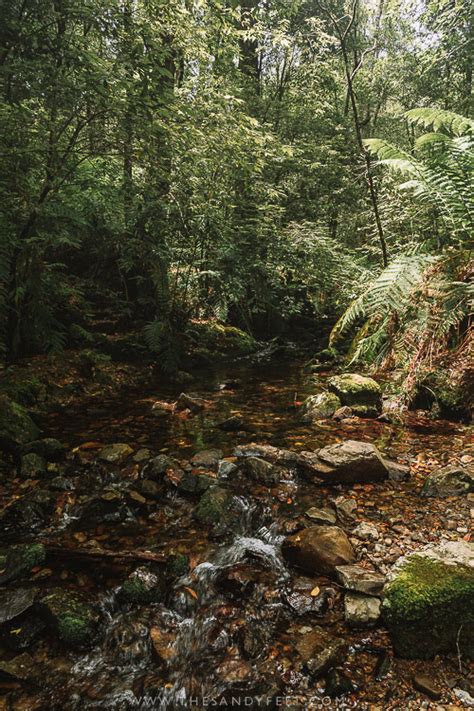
[[310, 586, 320, 597], [183, 586, 198, 600]]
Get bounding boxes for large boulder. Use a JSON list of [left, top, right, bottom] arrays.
[[0, 395, 40, 445], [282, 525, 356, 576], [383, 541, 474, 659], [422, 464, 474, 498], [328, 374, 382, 417], [411, 369, 471, 422], [301, 392, 341, 422], [305, 440, 390, 484]]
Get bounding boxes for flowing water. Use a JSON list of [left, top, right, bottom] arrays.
[[1, 359, 473, 709]]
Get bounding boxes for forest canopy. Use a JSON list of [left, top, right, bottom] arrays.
[[0, 0, 472, 391]]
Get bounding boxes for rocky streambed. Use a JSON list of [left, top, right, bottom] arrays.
[[0, 360, 473, 709]]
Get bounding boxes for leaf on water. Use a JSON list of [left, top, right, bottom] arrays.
[[310, 586, 320, 597], [183, 586, 198, 599]]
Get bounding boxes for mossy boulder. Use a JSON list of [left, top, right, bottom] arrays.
[[328, 373, 382, 417], [195, 486, 234, 525], [0, 395, 40, 445], [20, 453, 47, 479], [39, 589, 101, 649], [411, 369, 471, 422], [187, 321, 257, 358], [0, 543, 46, 584], [119, 567, 165, 604], [383, 541, 474, 659], [301, 392, 341, 422]]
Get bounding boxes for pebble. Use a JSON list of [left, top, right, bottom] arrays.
[[413, 675, 442, 701]]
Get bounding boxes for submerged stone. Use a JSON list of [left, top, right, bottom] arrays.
[[383, 541, 474, 659], [307, 440, 390, 484]]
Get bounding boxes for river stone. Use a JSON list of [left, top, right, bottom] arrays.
[[20, 452, 47, 479], [305, 506, 337, 525], [336, 564, 385, 596], [301, 392, 341, 422], [295, 626, 348, 677], [0, 588, 38, 624], [0, 395, 40, 445], [119, 567, 165, 604], [422, 464, 474, 497], [344, 592, 381, 627], [191, 449, 223, 469], [148, 454, 174, 478], [240, 457, 282, 485], [282, 525, 356, 576], [98, 443, 133, 463], [176, 392, 206, 413], [39, 589, 101, 649], [328, 373, 382, 416], [310, 440, 389, 484], [383, 540, 474, 658], [0, 544, 46, 585], [195, 486, 234, 525], [22, 438, 65, 460]]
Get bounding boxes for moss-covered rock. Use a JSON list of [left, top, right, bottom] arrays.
[[301, 392, 341, 422], [422, 464, 474, 498], [0, 544, 46, 584], [0, 395, 40, 445], [328, 373, 382, 416], [119, 567, 165, 604], [39, 589, 101, 649], [195, 486, 234, 525], [411, 369, 471, 422], [166, 554, 190, 579], [383, 541, 474, 659], [20, 453, 47, 479], [187, 321, 257, 358]]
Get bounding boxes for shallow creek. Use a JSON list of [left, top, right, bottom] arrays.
[[1, 360, 473, 709]]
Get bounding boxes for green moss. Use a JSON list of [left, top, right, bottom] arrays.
[[328, 373, 382, 411], [120, 578, 162, 604], [384, 556, 474, 659]]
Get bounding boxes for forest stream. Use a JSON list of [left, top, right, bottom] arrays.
[[0, 358, 472, 710]]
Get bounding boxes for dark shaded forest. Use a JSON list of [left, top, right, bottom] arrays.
[[0, 1, 473, 709]]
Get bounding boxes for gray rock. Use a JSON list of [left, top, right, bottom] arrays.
[[0, 588, 37, 624], [344, 592, 381, 627], [353, 522, 380, 541], [336, 564, 385, 596], [307, 440, 389, 484], [422, 464, 474, 497], [148, 454, 174, 478], [333, 406, 354, 421], [282, 525, 356, 577], [334, 496, 357, 525], [385, 460, 410, 482]]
